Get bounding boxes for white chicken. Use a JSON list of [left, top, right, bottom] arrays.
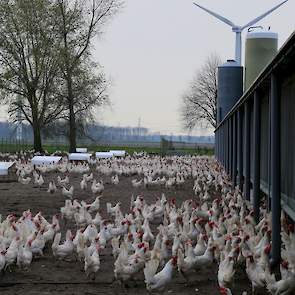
[[57, 175, 69, 187], [132, 179, 142, 188], [43, 224, 58, 243], [114, 241, 147, 282], [245, 255, 266, 293], [91, 180, 104, 195], [111, 236, 120, 258], [84, 173, 93, 182], [87, 197, 101, 214], [80, 177, 87, 190], [111, 175, 119, 185], [30, 230, 45, 256], [5, 236, 20, 269], [52, 230, 74, 260], [106, 202, 121, 216], [62, 186, 74, 199], [142, 218, 154, 242], [17, 241, 33, 269], [265, 269, 295, 295], [47, 181, 57, 194], [35, 174, 44, 187], [177, 240, 216, 275], [218, 250, 237, 289], [144, 256, 178, 291], [84, 246, 100, 279], [61, 200, 74, 220], [18, 176, 31, 185], [0, 249, 6, 272]]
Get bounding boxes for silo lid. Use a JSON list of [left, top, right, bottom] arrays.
[[219, 59, 240, 68], [246, 31, 278, 40]]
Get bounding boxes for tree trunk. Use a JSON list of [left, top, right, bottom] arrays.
[[67, 77, 76, 153], [32, 120, 43, 153], [29, 96, 43, 153]]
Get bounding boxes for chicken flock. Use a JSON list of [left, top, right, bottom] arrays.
[[0, 152, 295, 294]]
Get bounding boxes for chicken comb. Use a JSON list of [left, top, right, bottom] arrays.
[[281, 260, 289, 269], [264, 244, 271, 255], [171, 256, 178, 265], [219, 287, 228, 295]]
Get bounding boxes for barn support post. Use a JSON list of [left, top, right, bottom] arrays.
[[218, 130, 220, 161], [237, 108, 244, 192], [215, 129, 219, 160], [220, 127, 222, 163], [230, 117, 233, 180], [225, 121, 228, 174], [224, 123, 227, 167], [217, 130, 220, 160], [245, 101, 251, 201], [232, 114, 237, 186], [270, 73, 281, 267], [229, 118, 232, 178], [220, 128, 222, 163], [253, 91, 261, 223], [221, 126, 224, 165], [216, 130, 218, 160], [222, 123, 226, 167]]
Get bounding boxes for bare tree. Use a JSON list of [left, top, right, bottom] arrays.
[[58, 60, 110, 140], [0, 0, 65, 152], [181, 54, 221, 130], [55, 0, 122, 152]]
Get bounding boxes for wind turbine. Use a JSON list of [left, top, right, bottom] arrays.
[[193, 0, 288, 65]]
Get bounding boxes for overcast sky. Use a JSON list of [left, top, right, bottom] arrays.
[[0, 0, 294, 136], [93, 0, 294, 135]]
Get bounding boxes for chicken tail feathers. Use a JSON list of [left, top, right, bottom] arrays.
[[177, 248, 185, 272], [52, 232, 61, 252], [144, 258, 160, 284], [106, 203, 112, 214], [265, 269, 277, 294]]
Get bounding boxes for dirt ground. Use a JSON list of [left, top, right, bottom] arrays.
[[0, 167, 268, 295]]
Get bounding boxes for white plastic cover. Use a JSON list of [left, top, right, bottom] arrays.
[[31, 156, 62, 166], [110, 150, 126, 157], [0, 162, 15, 176], [76, 148, 88, 153], [95, 152, 113, 159], [68, 153, 91, 161]]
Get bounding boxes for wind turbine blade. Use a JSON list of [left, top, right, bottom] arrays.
[[193, 2, 235, 27], [241, 0, 288, 30]]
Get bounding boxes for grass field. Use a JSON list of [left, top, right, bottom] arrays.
[[0, 140, 214, 156]]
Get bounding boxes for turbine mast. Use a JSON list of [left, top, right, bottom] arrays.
[[235, 31, 242, 66]]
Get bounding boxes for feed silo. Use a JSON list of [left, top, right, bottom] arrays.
[[217, 60, 243, 123], [244, 30, 278, 91]]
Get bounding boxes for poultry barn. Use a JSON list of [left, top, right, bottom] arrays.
[[215, 30, 295, 267]]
